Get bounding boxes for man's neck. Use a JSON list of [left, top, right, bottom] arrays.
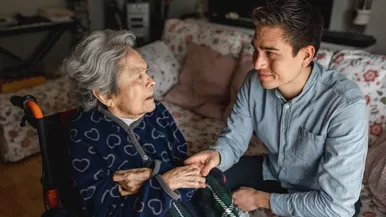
[[278, 65, 312, 101]]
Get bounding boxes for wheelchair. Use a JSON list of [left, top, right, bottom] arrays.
[[11, 95, 85, 217]]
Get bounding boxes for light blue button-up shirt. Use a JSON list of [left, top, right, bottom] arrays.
[[212, 62, 368, 217]]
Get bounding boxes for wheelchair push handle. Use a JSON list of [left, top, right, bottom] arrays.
[[10, 95, 43, 128]]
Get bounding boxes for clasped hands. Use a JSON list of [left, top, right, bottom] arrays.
[[112, 163, 207, 197], [112, 150, 270, 211]]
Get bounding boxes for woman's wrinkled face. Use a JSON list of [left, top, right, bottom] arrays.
[[109, 49, 156, 119]]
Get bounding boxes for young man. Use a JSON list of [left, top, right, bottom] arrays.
[[184, 0, 368, 216]]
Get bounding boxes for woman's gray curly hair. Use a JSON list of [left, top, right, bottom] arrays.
[[62, 29, 136, 111]]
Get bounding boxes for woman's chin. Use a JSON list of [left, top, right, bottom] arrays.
[[145, 99, 156, 112]]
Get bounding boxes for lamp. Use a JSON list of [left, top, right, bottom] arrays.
[[353, 0, 373, 33]]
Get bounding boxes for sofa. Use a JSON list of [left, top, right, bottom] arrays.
[[1, 18, 385, 217]]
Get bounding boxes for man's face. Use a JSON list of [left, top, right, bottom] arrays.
[[252, 26, 305, 90]]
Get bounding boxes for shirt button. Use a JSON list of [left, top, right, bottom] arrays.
[[284, 104, 290, 109]]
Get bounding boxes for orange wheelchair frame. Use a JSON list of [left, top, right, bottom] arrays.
[[11, 95, 82, 216]]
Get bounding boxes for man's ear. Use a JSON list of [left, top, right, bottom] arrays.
[[92, 89, 114, 108], [301, 45, 315, 67]]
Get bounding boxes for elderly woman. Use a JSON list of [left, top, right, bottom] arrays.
[[64, 30, 238, 217]]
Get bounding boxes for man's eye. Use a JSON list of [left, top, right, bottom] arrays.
[[267, 51, 274, 57]]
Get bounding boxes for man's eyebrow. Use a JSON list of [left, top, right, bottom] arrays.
[[260, 46, 280, 51], [251, 41, 280, 51]]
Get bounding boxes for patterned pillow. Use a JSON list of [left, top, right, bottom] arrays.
[[137, 41, 181, 98], [197, 25, 244, 59], [330, 50, 386, 145], [162, 19, 200, 62], [314, 49, 334, 69]]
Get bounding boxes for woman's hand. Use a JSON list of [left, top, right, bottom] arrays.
[[162, 164, 206, 191], [112, 168, 152, 196]]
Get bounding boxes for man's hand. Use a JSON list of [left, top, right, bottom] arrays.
[[232, 187, 271, 212], [184, 150, 220, 176], [112, 168, 152, 196]]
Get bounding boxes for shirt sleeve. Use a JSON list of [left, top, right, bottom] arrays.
[[270, 100, 368, 217], [210, 71, 255, 171], [70, 138, 181, 217]]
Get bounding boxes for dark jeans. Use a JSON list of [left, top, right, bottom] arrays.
[[224, 156, 361, 217]]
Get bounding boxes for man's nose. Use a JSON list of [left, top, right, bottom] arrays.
[[254, 54, 268, 70]]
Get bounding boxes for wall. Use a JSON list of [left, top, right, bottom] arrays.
[[330, 0, 386, 55], [0, 0, 71, 75], [168, 0, 197, 18]]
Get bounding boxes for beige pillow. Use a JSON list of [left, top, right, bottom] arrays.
[[165, 43, 237, 119], [223, 53, 254, 120]]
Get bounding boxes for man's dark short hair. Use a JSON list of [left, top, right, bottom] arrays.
[[252, 0, 324, 57]]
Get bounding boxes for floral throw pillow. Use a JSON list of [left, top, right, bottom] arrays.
[[314, 49, 334, 69], [162, 19, 200, 62], [330, 50, 386, 145], [138, 41, 181, 98], [197, 25, 244, 59]]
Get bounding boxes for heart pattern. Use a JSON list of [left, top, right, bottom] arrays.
[[84, 128, 100, 141], [73, 158, 90, 172], [152, 129, 165, 139], [156, 116, 169, 128], [69, 129, 81, 143], [88, 146, 96, 155], [109, 185, 120, 198], [93, 170, 104, 181], [103, 154, 115, 168], [124, 144, 138, 156], [143, 143, 156, 154], [117, 160, 128, 170], [106, 134, 121, 149], [80, 186, 95, 200], [160, 151, 170, 162], [91, 111, 103, 123], [134, 197, 144, 212], [177, 143, 187, 154], [148, 199, 163, 215]]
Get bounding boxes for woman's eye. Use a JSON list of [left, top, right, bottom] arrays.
[[138, 74, 143, 79]]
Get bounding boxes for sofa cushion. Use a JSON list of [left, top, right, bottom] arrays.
[[164, 43, 237, 120], [330, 50, 386, 145], [137, 40, 180, 98], [162, 19, 200, 62], [197, 25, 244, 59]]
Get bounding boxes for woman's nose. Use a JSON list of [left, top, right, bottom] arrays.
[[146, 76, 155, 88]]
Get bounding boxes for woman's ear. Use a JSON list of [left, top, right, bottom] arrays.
[[92, 89, 114, 108], [302, 45, 315, 67]]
